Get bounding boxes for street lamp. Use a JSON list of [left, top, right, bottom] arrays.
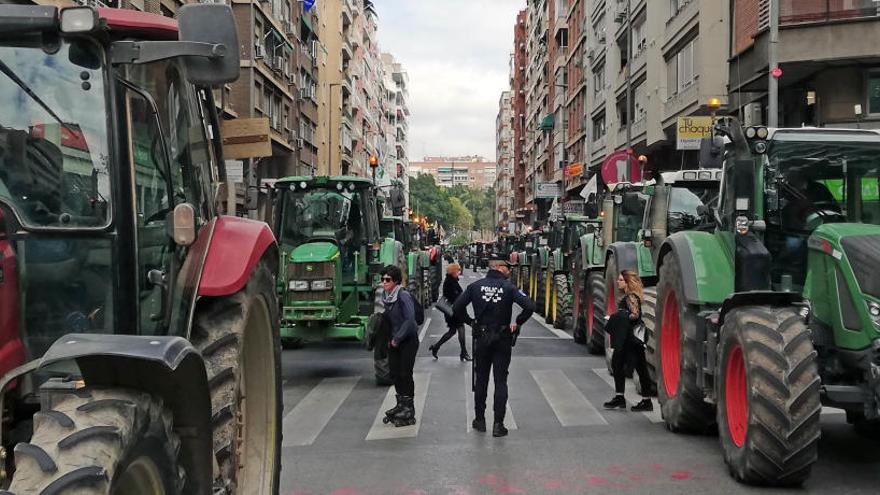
[[369, 154, 379, 184]]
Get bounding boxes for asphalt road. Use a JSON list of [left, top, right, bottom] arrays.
[[279, 270, 880, 495]]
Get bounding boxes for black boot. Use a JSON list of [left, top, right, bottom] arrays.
[[472, 417, 486, 433], [492, 422, 509, 437], [429, 344, 439, 360], [460, 350, 472, 362], [603, 395, 626, 410], [385, 394, 403, 418], [631, 399, 653, 412]]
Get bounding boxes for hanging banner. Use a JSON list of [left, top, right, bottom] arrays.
[[566, 162, 583, 177], [303, 0, 316, 12], [676, 116, 713, 150]]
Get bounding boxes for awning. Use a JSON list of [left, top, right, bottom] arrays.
[[301, 15, 313, 34], [539, 113, 554, 131]]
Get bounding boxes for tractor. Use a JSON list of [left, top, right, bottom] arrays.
[[272, 176, 383, 351], [0, 4, 281, 493], [544, 215, 597, 330], [649, 120, 880, 485], [379, 215, 431, 309], [526, 230, 549, 307]]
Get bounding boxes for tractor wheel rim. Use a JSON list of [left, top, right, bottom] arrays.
[[660, 290, 682, 398], [552, 285, 557, 321], [545, 276, 552, 316], [725, 344, 748, 448], [236, 294, 277, 493], [114, 457, 165, 495]]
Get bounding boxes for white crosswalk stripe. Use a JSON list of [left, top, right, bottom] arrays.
[[465, 369, 517, 431], [591, 368, 663, 423], [366, 372, 431, 441], [530, 369, 608, 426], [282, 376, 360, 447]]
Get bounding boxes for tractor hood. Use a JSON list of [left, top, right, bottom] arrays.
[[289, 242, 340, 263], [812, 224, 880, 300]]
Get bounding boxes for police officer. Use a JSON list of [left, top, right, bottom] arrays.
[[452, 255, 535, 437]]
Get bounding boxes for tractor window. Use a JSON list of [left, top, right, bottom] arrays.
[[279, 189, 358, 247], [764, 137, 880, 285], [667, 187, 714, 233], [0, 37, 111, 229], [615, 192, 647, 242]]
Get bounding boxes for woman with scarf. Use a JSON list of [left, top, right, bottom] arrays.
[[603, 270, 653, 412], [429, 263, 471, 361], [380, 265, 420, 427]]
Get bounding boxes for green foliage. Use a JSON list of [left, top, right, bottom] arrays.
[[408, 174, 495, 235], [448, 234, 470, 247]]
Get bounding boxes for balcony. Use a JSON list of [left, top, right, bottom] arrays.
[[663, 79, 700, 122], [781, 0, 880, 25], [665, 0, 699, 45], [342, 126, 353, 153]]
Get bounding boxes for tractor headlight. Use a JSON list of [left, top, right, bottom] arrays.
[[60, 7, 97, 33], [735, 216, 750, 235], [868, 301, 880, 327], [310, 279, 334, 291], [289, 280, 310, 291]]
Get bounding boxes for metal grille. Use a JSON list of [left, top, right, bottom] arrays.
[[290, 290, 333, 302], [288, 262, 334, 280], [841, 235, 880, 299]]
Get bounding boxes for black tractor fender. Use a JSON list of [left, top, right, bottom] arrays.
[[606, 242, 638, 274], [718, 291, 805, 326], [30, 334, 213, 494]]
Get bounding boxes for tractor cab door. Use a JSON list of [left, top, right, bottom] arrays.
[[122, 59, 216, 337]]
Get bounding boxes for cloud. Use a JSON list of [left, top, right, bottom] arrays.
[[374, 0, 523, 161]]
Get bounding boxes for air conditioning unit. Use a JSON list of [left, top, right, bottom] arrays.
[[272, 56, 284, 72], [296, 138, 304, 149], [285, 21, 295, 35], [298, 88, 309, 100], [288, 129, 297, 142], [743, 102, 763, 127], [254, 44, 265, 59]]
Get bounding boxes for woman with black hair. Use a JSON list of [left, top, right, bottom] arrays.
[[380, 265, 420, 427]]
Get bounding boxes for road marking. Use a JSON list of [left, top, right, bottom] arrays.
[[536, 318, 574, 340], [530, 369, 607, 426], [591, 368, 663, 423], [465, 369, 517, 432], [282, 376, 360, 447], [366, 373, 431, 441], [418, 317, 432, 343], [429, 334, 558, 340]]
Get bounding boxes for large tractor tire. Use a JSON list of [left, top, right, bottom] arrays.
[[603, 255, 620, 327], [9, 387, 183, 494], [586, 272, 605, 354], [191, 259, 281, 494], [281, 336, 304, 350], [642, 287, 658, 384], [535, 265, 547, 317], [717, 306, 821, 486], [407, 268, 424, 308], [553, 273, 571, 330], [654, 256, 715, 433], [571, 267, 586, 344], [367, 313, 393, 386]]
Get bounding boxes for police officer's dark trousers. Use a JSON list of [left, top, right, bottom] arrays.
[[389, 336, 418, 396], [473, 328, 513, 423]]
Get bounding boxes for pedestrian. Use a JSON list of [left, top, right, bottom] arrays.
[[603, 270, 653, 412], [453, 256, 535, 437], [428, 263, 472, 362], [380, 265, 420, 427]]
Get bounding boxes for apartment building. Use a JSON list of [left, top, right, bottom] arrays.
[[496, 91, 515, 229], [524, 0, 552, 222], [409, 157, 497, 190], [512, 9, 529, 223], [729, 0, 880, 129], [381, 53, 411, 200]]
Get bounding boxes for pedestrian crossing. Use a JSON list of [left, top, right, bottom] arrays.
[[280, 364, 659, 447]]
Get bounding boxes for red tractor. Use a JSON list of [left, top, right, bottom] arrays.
[[0, 4, 280, 494]]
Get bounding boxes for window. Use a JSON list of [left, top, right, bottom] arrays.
[[632, 16, 646, 57], [593, 63, 605, 96], [592, 113, 606, 141], [633, 81, 647, 120], [666, 38, 697, 99], [869, 73, 880, 115]]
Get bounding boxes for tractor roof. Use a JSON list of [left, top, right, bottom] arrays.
[[98, 8, 179, 40], [661, 169, 722, 184], [275, 176, 374, 188]]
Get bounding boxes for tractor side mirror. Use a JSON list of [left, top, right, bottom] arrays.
[[699, 136, 725, 169], [178, 4, 240, 85], [586, 224, 596, 234], [621, 192, 644, 216], [169, 203, 197, 246]]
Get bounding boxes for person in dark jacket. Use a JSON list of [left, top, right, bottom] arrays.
[[453, 257, 535, 437], [429, 263, 471, 361], [603, 270, 653, 412], [381, 265, 420, 427]]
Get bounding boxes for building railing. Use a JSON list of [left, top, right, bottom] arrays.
[[781, 0, 880, 24]]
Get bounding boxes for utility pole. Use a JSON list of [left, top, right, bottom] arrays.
[[328, 83, 341, 175], [768, 0, 780, 128], [625, 0, 632, 152]]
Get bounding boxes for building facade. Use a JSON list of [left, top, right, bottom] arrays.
[[380, 53, 411, 201], [496, 91, 514, 228], [512, 10, 529, 224], [409, 157, 497, 190]]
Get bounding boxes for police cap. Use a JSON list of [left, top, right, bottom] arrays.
[[488, 255, 511, 268]]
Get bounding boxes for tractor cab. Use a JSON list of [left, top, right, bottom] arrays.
[[602, 184, 650, 246], [273, 176, 381, 342]]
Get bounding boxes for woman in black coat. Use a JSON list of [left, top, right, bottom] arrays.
[[429, 263, 471, 361], [603, 270, 653, 412]]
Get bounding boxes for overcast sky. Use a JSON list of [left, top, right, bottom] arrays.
[[374, 1, 524, 162]]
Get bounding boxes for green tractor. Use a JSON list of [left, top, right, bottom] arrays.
[[380, 215, 431, 308], [273, 176, 382, 349], [545, 215, 597, 330], [600, 171, 722, 372], [649, 121, 880, 485]]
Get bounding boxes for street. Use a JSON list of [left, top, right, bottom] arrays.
[[279, 271, 880, 495]]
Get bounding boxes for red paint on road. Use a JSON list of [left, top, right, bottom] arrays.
[[587, 476, 612, 487], [543, 479, 564, 490], [670, 471, 692, 480], [330, 488, 363, 495], [479, 474, 500, 485]]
